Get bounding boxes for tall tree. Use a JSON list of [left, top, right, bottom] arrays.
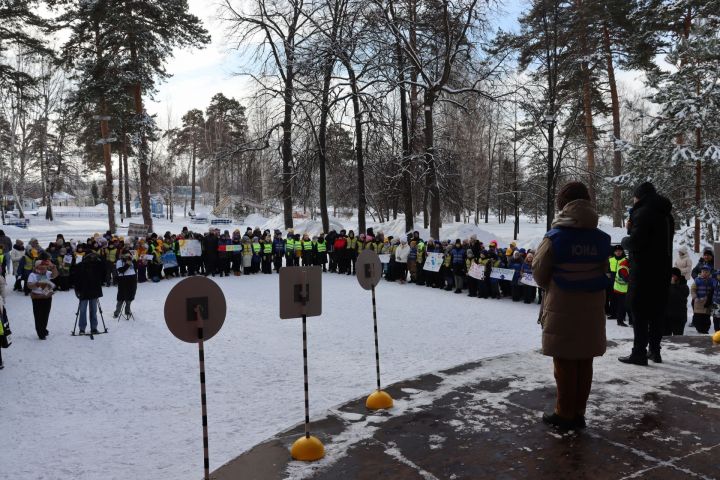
[[381, 0, 496, 239], [223, 0, 309, 229], [169, 109, 206, 211], [113, 0, 209, 231]]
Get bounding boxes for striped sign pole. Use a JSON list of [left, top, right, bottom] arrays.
[[196, 307, 210, 480], [371, 286, 381, 391], [302, 314, 310, 439]]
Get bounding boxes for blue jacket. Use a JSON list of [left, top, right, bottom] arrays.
[[694, 277, 714, 300], [273, 238, 285, 255], [450, 247, 465, 265], [545, 226, 611, 292]]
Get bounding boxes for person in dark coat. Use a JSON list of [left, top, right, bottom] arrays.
[[114, 252, 137, 318], [620, 182, 674, 365], [203, 230, 219, 276], [664, 268, 689, 336], [73, 249, 106, 334]]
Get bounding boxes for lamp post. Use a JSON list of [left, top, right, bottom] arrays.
[[542, 113, 556, 231]]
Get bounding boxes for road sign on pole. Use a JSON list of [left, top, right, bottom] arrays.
[[165, 277, 226, 480], [355, 250, 393, 411], [279, 267, 324, 461]]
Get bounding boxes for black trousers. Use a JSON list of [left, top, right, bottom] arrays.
[[631, 299, 664, 355], [614, 292, 627, 323], [32, 298, 52, 339]]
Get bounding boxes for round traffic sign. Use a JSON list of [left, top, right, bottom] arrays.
[[164, 276, 227, 343], [356, 250, 383, 290]]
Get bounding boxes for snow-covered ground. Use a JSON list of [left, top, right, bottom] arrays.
[[0, 208, 704, 480]]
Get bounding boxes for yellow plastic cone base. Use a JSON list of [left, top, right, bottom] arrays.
[[712, 331, 720, 345], [290, 435, 325, 461], [366, 390, 394, 410]]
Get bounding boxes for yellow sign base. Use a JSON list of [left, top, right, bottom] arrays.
[[291, 435, 325, 461], [366, 390, 394, 410]]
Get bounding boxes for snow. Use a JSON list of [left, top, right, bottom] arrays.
[[0, 208, 709, 479]]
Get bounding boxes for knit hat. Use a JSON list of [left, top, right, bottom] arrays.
[[671, 267, 682, 278], [701, 265, 712, 272], [633, 181, 656, 200], [556, 181, 590, 210]]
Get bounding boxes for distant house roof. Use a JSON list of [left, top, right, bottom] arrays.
[[52, 191, 76, 201]]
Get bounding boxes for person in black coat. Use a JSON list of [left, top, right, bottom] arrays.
[[114, 251, 137, 318], [203, 230, 219, 276], [664, 268, 689, 336], [73, 249, 105, 334], [620, 182, 674, 365]]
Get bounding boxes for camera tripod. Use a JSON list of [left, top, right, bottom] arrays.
[[71, 299, 108, 340]]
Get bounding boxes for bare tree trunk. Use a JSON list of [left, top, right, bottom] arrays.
[[130, 37, 152, 231], [317, 54, 333, 234], [397, 42, 413, 233], [191, 136, 197, 211], [695, 131, 701, 252], [118, 149, 124, 218], [123, 141, 131, 217], [99, 109, 116, 233], [424, 95, 441, 239], [576, 0, 596, 202], [346, 64, 366, 234], [604, 24, 622, 228], [282, 70, 294, 229]]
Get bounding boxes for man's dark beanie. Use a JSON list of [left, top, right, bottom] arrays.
[[556, 181, 591, 210], [633, 181, 656, 200]]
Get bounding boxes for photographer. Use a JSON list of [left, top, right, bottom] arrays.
[[73, 247, 106, 335], [114, 251, 137, 318], [27, 259, 59, 340]]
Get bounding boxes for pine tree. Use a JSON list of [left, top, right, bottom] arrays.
[[112, 0, 210, 231], [627, 0, 720, 251], [169, 109, 206, 211]]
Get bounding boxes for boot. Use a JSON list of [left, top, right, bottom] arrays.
[[542, 412, 575, 431], [618, 354, 648, 366], [647, 349, 662, 363], [617, 320, 628, 327]]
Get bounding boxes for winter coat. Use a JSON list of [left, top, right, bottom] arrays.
[[532, 199, 609, 359], [73, 252, 106, 300], [621, 192, 674, 311], [450, 247, 465, 265], [674, 247, 693, 280], [666, 281, 689, 321], [116, 259, 138, 302], [691, 277, 715, 315], [10, 245, 24, 275], [0, 234, 12, 254], [691, 259, 714, 280], [394, 244, 410, 263]]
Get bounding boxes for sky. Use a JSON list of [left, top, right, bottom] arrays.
[[148, 0, 646, 128], [147, 0, 529, 127]]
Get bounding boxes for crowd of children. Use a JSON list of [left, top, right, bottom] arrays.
[[0, 225, 716, 370]]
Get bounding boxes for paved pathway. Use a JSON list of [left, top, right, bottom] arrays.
[[213, 337, 720, 479]]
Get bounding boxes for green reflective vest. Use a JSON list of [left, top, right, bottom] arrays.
[[302, 240, 313, 251], [263, 243, 272, 254], [252, 243, 261, 254], [614, 261, 629, 294], [286, 238, 295, 251], [317, 241, 326, 253], [609, 256, 620, 273]]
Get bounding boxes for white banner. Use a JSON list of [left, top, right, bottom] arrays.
[[520, 272, 538, 287], [179, 239, 202, 257], [423, 252, 443, 272], [468, 263, 485, 280], [490, 267, 516, 281]]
